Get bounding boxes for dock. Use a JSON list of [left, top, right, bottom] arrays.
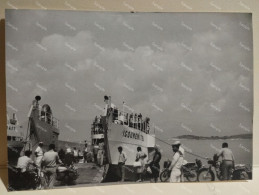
[[54, 162, 104, 187]]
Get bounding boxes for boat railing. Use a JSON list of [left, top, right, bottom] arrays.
[[110, 108, 150, 134], [91, 124, 104, 135], [37, 109, 59, 129]]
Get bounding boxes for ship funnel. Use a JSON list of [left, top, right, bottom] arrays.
[[104, 95, 109, 102], [13, 113, 17, 120], [35, 95, 41, 102], [10, 113, 17, 125]]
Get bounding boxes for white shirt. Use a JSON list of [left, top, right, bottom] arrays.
[[17, 156, 33, 172], [118, 151, 127, 163], [35, 146, 43, 157], [171, 152, 184, 170], [74, 150, 78, 157], [217, 148, 235, 161]]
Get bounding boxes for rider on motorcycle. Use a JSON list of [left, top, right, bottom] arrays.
[[16, 150, 38, 188]]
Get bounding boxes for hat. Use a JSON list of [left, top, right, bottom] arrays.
[[172, 140, 181, 146], [66, 148, 72, 153]]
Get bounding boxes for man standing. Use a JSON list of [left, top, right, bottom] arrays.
[[84, 144, 88, 163], [35, 142, 44, 173], [118, 146, 127, 182], [168, 141, 184, 182], [73, 147, 78, 163], [217, 142, 235, 180], [97, 142, 104, 166], [63, 148, 74, 166], [149, 145, 161, 183], [41, 144, 62, 189]]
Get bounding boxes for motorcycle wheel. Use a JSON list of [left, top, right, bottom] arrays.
[[160, 169, 170, 182], [240, 171, 249, 180], [186, 169, 198, 182], [197, 168, 215, 181], [232, 170, 249, 180]]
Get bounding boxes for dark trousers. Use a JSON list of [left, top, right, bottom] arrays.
[[221, 160, 233, 180], [118, 162, 125, 181]]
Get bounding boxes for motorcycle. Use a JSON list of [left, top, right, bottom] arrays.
[[197, 154, 251, 181], [8, 165, 42, 190], [160, 159, 202, 182], [55, 164, 79, 185]]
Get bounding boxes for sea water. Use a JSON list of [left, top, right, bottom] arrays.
[[157, 139, 252, 166]]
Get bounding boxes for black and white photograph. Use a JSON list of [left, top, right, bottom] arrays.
[[5, 10, 253, 191]]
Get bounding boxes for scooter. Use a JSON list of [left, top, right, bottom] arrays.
[[8, 165, 42, 190]]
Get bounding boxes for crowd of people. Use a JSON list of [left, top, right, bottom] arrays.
[[16, 141, 89, 189], [111, 109, 151, 134], [117, 141, 235, 183], [16, 140, 235, 189]]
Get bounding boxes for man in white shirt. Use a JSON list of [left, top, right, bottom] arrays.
[[118, 146, 127, 182], [168, 141, 184, 182], [35, 142, 44, 172], [17, 150, 34, 172], [84, 144, 88, 163]]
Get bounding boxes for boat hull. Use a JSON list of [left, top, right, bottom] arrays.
[[8, 142, 24, 166], [104, 123, 155, 181], [24, 108, 59, 153]]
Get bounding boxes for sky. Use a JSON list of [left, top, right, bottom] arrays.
[[5, 10, 253, 143]]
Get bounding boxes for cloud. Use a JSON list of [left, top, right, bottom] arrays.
[[6, 11, 253, 141]]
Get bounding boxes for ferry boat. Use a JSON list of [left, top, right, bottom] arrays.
[[91, 96, 156, 181], [23, 96, 60, 153], [7, 113, 24, 166]]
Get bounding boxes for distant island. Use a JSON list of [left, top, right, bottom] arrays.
[[174, 133, 252, 140]]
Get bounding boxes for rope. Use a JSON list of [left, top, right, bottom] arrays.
[[152, 135, 208, 160]]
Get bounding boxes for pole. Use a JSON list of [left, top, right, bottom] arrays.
[[122, 101, 125, 126]]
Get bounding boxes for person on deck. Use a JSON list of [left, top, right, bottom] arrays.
[[217, 142, 235, 180], [168, 141, 184, 183], [118, 146, 127, 182]]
